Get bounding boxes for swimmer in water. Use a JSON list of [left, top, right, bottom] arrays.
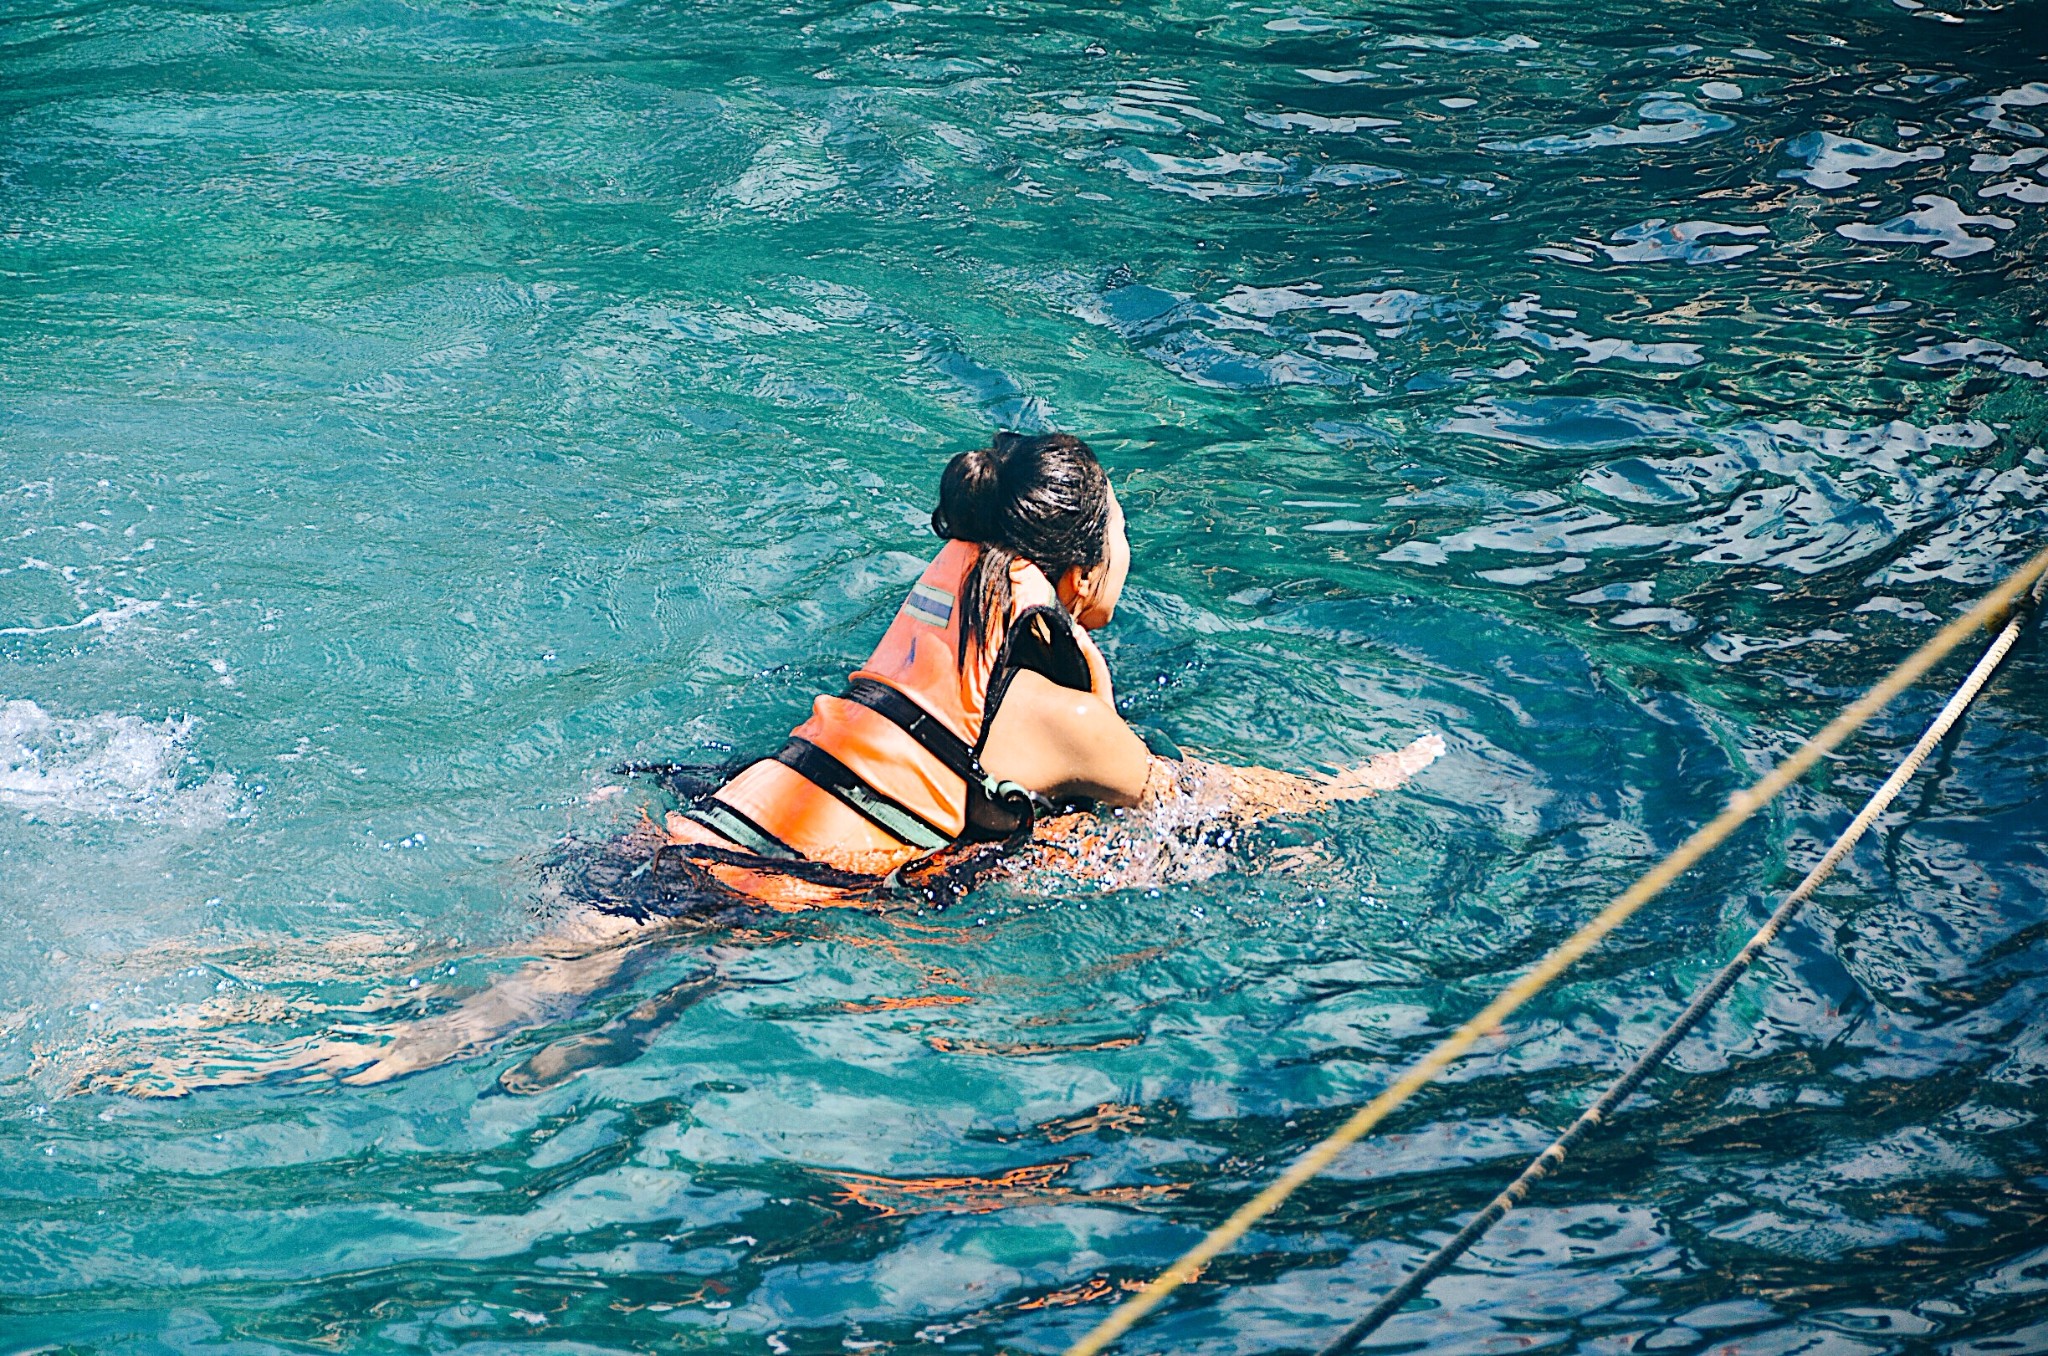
[[80, 433, 1442, 1095], [611, 429, 1442, 915], [276, 432, 1439, 1087]]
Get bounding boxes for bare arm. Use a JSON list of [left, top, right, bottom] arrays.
[[1144, 733, 1448, 820], [979, 667, 1446, 820]]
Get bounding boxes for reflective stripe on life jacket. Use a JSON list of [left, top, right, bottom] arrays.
[[690, 540, 1107, 874]]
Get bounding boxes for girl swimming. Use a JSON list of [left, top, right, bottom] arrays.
[[648, 430, 1439, 909], [271, 432, 1439, 1089]]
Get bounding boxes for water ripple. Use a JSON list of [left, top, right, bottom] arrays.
[[1483, 97, 1736, 156]]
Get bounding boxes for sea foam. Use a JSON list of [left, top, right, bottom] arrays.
[[0, 698, 238, 824]]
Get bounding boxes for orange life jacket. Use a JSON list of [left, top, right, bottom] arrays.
[[680, 540, 1111, 879]]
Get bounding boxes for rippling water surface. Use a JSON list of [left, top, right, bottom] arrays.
[[4, 1, 2047, 1351]]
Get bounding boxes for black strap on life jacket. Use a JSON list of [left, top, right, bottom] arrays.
[[647, 838, 881, 892], [840, 677, 979, 785], [977, 604, 1094, 757], [839, 676, 1055, 842], [1005, 603, 1095, 694], [665, 610, 1088, 869], [774, 737, 955, 851], [675, 688, 973, 870]]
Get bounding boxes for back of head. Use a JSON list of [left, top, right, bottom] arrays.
[[932, 431, 1108, 564], [930, 431, 1110, 664]]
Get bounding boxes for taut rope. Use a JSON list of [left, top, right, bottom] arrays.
[[1062, 543, 2048, 1356], [1314, 565, 2045, 1355]]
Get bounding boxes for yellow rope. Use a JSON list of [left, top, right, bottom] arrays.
[[1064, 542, 2048, 1356]]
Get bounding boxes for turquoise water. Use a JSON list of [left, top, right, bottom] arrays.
[[4, 0, 2047, 1350]]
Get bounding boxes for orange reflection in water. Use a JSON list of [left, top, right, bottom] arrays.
[[818, 1156, 1176, 1218]]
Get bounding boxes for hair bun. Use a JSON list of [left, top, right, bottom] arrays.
[[932, 443, 1008, 543]]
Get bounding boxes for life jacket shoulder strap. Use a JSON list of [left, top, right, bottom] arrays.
[[976, 604, 1094, 757], [841, 677, 978, 785], [841, 674, 1053, 843], [1002, 604, 1095, 694]]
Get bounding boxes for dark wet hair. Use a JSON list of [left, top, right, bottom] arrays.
[[930, 431, 1111, 666]]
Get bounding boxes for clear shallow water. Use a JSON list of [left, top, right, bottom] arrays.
[[3, 0, 2046, 1350]]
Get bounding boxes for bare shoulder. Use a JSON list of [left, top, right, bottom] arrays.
[[998, 667, 1112, 731], [983, 668, 1151, 804]]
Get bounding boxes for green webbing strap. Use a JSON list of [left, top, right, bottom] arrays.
[[684, 800, 801, 861]]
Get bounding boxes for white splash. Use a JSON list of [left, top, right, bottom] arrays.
[[0, 596, 162, 638], [0, 699, 239, 824], [1013, 735, 1447, 893], [1078, 759, 1255, 890]]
